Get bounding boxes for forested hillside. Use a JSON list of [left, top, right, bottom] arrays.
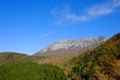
[[0, 52, 67, 80], [68, 33, 120, 80]]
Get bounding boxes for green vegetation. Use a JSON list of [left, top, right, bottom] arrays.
[[0, 52, 67, 80], [68, 33, 120, 80], [0, 62, 67, 80]]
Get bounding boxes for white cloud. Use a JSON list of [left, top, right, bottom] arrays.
[[87, 5, 114, 16], [52, 0, 120, 24]]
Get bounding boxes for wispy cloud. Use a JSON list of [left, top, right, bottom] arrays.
[[51, 6, 71, 25], [40, 31, 53, 37], [52, 0, 120, 25], [40, 33, 50, 37]]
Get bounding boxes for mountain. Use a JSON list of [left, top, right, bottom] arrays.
[[67, 32, 120, 80], [33, 36, 108, 66], [34, 36, 108, 56]]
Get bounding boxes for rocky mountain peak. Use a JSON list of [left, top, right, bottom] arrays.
[[34, 36, 108, 55]]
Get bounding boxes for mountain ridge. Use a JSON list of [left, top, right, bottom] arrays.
[[34, 36, 108, 56]]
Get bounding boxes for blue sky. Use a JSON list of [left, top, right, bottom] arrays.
[[0, 0, 120, 55]]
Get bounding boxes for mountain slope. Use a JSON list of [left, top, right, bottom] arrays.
[[33, 36, 107, 66], [0, 52, 33, 65], [67, 32, 120, 80]]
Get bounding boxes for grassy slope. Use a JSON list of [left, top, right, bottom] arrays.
[[67, 33, 120, 80], [36, 50, 82, 68]]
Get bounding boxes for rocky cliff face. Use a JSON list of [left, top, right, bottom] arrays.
[[34, 36, 108, 56]]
